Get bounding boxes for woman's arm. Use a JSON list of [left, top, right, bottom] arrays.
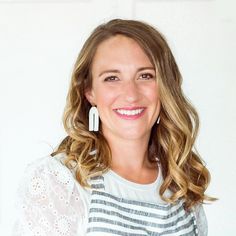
[[12, 156, 86, 236], [192, 203, 208, 236]]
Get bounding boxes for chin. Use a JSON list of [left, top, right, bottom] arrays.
[[118, 130, 148, 140]]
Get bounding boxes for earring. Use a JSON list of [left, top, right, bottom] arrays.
[[157, 116, 160, 124], [89, 106, 99, 131]]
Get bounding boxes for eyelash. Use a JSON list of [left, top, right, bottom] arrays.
[[140, 73, 154, 80], [104, 73, 154, 82], [104, 76, 118, 82]]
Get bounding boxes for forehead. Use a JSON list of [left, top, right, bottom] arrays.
[[91, 35, 153, 72]]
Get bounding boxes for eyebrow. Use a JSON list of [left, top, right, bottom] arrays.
[[98, 67, 155, 77]]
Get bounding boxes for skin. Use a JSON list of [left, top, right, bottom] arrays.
[[85, 35, 161, 184]]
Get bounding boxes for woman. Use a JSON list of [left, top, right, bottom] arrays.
[[13, 19, 214, 236]]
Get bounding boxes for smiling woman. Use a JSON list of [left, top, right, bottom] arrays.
[[13, 19, 215, 236], [86, 35, 160, 143]]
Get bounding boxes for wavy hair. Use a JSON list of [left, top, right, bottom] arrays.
[[51, 19, 215, 209]]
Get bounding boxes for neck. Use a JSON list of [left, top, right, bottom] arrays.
[[103, 131, 153, 173]]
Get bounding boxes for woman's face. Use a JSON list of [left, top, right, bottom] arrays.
[[85, 35, 161, 141]]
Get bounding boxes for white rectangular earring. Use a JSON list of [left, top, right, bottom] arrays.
[[89, 106, 99, 131]]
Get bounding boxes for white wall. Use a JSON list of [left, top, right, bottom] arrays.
[[0, 0, 235, 235]]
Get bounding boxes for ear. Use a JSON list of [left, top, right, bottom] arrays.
[[85, 88, 96, 105]]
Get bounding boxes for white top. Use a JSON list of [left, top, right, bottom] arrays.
[[12, 154, 208, 236], [104, 168, 167, 202]]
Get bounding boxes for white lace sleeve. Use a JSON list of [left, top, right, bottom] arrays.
[[193, 204, 208, 236], [12, 155, 87, 236]]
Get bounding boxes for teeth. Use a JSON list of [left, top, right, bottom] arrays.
[[116, 108, 144, 116]]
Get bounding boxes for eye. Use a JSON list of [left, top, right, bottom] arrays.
[[104, 76, 119, 82], [139, 73, 155, 80]]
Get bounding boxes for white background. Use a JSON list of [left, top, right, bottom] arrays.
[[0, 0, 235, 235]]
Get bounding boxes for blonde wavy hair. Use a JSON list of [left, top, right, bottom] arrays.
[[51, 19, 215, 209]]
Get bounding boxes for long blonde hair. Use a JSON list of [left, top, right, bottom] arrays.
[[51, 19, 214, 209]]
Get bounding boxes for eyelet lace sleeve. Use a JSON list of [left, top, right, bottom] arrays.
[[192, 203, 208, 236], [12, 155, 87, 236]]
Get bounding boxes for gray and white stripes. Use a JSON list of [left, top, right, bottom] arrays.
[[86, 176, 198, 236]]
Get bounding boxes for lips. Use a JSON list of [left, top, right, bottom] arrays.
[[113, 107, 146, 120]]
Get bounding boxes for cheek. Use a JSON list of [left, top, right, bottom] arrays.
[[144, 85, 160, 103], [95, 87, 117, 109]]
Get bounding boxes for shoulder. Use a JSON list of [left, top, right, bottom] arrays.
[[21, 153, 91, 204], [25, 152, 70, 174], [16, 153, 92, 211], [192, 203, 208, 236], [13, 154, 88, 236], [21, 154, 76, 195]]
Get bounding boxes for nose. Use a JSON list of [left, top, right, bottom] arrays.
[[122, 80, 140, 103]]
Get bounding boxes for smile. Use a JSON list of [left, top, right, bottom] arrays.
[[116, 108, 144, 115], [113, 107, 146, 120]]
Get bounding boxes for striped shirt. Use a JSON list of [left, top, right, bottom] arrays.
[[85, 167, 199, 235]]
